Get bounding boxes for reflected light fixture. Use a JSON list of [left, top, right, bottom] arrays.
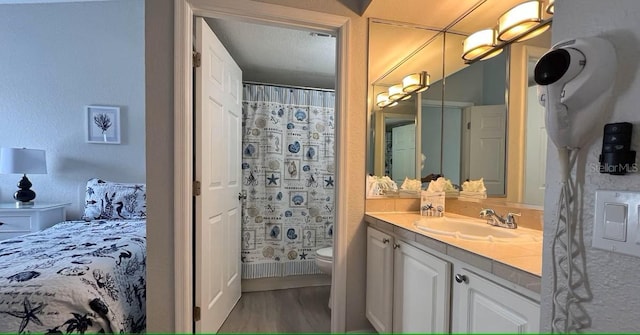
[[402, 71, 430, 94], [377, 70, 431, 108], [546, 0, 554, 14], [497, 0, 548, 42], [376, 92, 397, 108], [388, 84, 405, 100], [462, 29, 503, 62], [0, 147, 47, 206]]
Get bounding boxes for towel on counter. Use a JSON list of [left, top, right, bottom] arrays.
[[366, 175, 398, 197], [400, 177, 422, 192], [426, 177, 459, 197], [459, 178, 487, 200]]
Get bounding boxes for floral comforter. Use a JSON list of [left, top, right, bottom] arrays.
[[0, 220, 146, 334]]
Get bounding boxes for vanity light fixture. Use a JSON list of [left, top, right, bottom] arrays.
[[462, 29, 503, 62], [376, 92, 397, 108], [546, 0, 554, 14], [377, 71, 431, 109], [497, 0, 548, 42], [461, 0, 552, 63], [402, 71, 430, 94], [388, 84, 405, 101]]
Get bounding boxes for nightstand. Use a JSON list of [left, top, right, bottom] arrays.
[[0, 203, 70, 241]]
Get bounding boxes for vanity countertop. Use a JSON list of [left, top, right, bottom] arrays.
[[365, 211, 543, 293]]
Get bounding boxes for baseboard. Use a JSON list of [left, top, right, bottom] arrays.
[[242, 274, 331, 292]]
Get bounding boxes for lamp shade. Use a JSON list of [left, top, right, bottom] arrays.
[[376, 92, 397, 108], [402, 71, 430, 94], [497, 0, 547, 42], [462, 29, 503, 61], [388, 84, 405, 100], [0, 148, 47, 175], [376, 92, 389, 107]]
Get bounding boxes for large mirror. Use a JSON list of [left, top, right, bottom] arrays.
[[366, 0, 552, 206], [369, 24, 444, 186]]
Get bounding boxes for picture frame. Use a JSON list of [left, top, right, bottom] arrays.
[[85, 105, 121, 144]]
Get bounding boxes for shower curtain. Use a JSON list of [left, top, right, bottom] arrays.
[[240, 83, 335, 279]]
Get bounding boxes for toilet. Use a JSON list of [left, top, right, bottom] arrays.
[[315, 247, 333, 308], [315, 247, 333, 275]]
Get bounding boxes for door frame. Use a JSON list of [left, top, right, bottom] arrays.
[[173, 0, 350, 332]]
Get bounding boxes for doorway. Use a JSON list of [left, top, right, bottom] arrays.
[[173, 1, 350, 333]]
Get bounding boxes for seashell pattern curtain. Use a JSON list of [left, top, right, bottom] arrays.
[[240, 84, 335, 279]]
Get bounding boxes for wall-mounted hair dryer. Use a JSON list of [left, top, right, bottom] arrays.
[[535, 37, 617, 149], [536, 37, 618, 334]]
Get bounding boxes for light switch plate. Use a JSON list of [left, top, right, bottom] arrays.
[[592, 190, 640, 257], [602, 203, 627, 241]]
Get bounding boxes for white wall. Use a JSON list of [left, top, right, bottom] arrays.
[[541, 0, 640, 331], [0, 0, 145, 219]]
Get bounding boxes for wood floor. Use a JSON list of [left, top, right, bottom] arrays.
[[219, 286, 331, 333]]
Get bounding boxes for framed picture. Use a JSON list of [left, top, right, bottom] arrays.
[[86, 105, 121, 144]]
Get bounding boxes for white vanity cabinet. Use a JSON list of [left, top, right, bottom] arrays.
[[365, 227, 394, 333], [393, 239, 450, 333], [366, 225, 541, 334], [366, 227, 450, 333], [451, 267, 540, 333]]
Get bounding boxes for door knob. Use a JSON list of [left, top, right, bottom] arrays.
[[455, 274, 468, 283]]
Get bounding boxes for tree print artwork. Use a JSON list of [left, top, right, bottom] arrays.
[[86, 106, 120, 144], [94, 113, 112, 142]]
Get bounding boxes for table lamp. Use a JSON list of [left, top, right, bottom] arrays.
[[0, 148, 47, 206]]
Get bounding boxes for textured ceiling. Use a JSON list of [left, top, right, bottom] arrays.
[[205, 18, 337, 90]]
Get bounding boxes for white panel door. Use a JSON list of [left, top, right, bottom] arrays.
[[442, 107, 462, 185], [194, 17, 242, 333], [452, 269, 540, 333], [391, 124, 416, 186], [468, 105, 506, 195], [523, 85, 547, 206], [421, 105, 442, 176], [393, 241, 450, 333], [366, 227, 394, 333]]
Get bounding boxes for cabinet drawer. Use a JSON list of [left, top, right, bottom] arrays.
[[0, 215, 32, 233]]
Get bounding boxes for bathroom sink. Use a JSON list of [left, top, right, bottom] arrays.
[[413, 216, 539, 242]]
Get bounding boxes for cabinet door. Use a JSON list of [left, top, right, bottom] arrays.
[[452, 268, 540, 333], [366, 227, 394, 333], [393, 240, 450, 333]]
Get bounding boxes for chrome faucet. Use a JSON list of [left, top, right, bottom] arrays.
[[479, 209, 520, 229]]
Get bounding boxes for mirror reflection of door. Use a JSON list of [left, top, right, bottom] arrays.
[[384, 113, 416, 185], [468, 105, 507, 195], [421, 103, 442, 179], [523, 47, 549, 206], [391, 123, 415, 186]]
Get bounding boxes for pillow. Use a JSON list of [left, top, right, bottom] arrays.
[[83, 178, 146, 220]]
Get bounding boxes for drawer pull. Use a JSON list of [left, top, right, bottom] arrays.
[[382, 238, 390, 244], [0, 221, 4, 226]]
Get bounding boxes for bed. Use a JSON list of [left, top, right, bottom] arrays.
[[0, 178, 146, 334]]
